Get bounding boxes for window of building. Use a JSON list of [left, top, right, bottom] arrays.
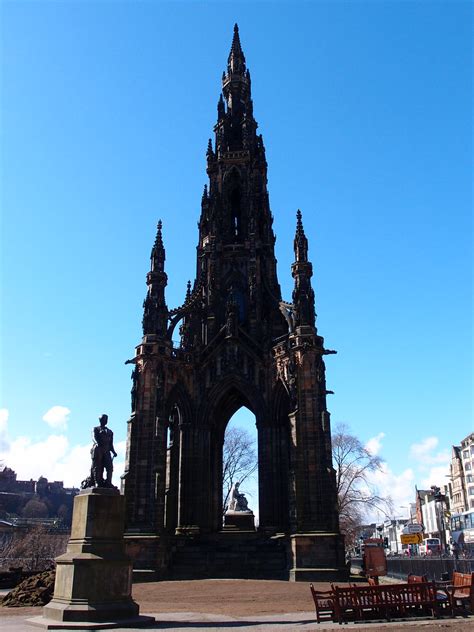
[[466, 462, 472, 470], [463, 450, 470, 459], [469, 487, 474, 496], [467, 474, 473, 483]]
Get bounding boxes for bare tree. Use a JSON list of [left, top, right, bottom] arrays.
[[222, 427, 258, 513], [332, 423, 392, 547], [1, 525, 68, 571]]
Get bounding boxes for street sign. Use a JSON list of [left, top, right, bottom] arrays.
[[401, 533, 423, 545], [402, 523, 424, 535]]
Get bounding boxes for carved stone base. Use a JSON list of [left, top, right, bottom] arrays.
[[40, 488, 153, 626], [223, 511, 255, 531], [288, 532, 348, 582]]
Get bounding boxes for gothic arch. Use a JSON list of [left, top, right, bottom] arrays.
[[194, 375, 263, 530], [199, 374, 264, 430], [272, 378, 291, 425], [222, 164, 242, 183], [163, 382, 193, 532], [165, 381, 193, 423]]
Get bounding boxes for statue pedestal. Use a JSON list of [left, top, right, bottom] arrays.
[[29, 488, 154, 629], [223, 510, 255, 531]]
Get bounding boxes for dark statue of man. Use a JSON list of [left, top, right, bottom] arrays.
[[81, 414, 117, 489]]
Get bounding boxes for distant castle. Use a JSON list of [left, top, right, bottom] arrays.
[[0, 465, 78, 526]]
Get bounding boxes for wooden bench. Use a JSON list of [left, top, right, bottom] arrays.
[[407, 574, 428, 583], [447, 571, 474, 614], [309, 584, 335, 623], [330, 582, 439, 624]]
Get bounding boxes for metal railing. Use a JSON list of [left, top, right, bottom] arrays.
[[352, 556, 474, 581]]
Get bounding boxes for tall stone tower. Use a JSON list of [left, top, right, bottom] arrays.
[[122, 25, 346, 581]]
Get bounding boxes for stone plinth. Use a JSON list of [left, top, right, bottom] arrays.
[[32, 488, 154, 628], [223, 511, 255, 531], [288, 532, 348, 582]]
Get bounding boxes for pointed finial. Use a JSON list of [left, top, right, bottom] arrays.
[[296, 209, 304, 233], [155, 219, 163, 248], [228, 22, 246, 74], [151, 219, 166, 272], [207, 138, 213, 157], [185, 280, 192, 301], [202, 183, 208, 199], [294, 210, 308, 262]]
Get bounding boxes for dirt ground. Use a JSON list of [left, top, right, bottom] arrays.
[[134, 578, 320, 615], [1, 579, 474, 631]]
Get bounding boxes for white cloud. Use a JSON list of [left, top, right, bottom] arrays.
[[410, 438, 450, 488], [115, 440, 126, 458], [365, 432, 385, 456], [42, 406, 71, 430], [1, 434, 125, 488], [409, 436, 450, 466], [363, 463, 415, 521], [2, 433, 68, 479], [410, 436, 438, 458], [0, 412, 125, 488], [420, 465, 451, 490], [359, 434, 451, 522]]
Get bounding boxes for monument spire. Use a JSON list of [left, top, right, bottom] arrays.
[[291, 209, 315, 329], [227, 23, 246, 74], [151, 220, 165, 271], [142, 219, 168, 337]]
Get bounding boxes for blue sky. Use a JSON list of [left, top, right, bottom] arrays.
[[1, 1, 472, 517]]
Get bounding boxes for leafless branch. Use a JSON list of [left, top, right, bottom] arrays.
[[332, 423, 392, 547], [222, 427, 258, 513]]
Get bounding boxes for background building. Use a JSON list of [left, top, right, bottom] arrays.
[[460, 433, 474, 510]]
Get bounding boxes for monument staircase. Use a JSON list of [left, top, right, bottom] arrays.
[[168, 532, 289, 580]]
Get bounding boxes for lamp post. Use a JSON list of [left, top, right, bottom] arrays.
[[431, 485, 448, 554]]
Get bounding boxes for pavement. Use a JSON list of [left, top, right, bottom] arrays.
[[0, 610, 473, 631], [1, 579, 474, 631]]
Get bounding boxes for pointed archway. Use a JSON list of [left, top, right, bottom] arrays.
[[222, 407, 258, 525]]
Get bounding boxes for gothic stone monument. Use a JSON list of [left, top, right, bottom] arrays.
[[122, 25, 346, 581], [30, 417, 153, 629]]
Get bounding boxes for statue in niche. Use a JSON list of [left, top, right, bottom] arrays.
[[279, 301, 295, 333], [81, 414, 117, 489], [287, 359, 298, 410], [130, 368, 138, 413], [316, 359, 326, 386], [228, 481, 250, 512]]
